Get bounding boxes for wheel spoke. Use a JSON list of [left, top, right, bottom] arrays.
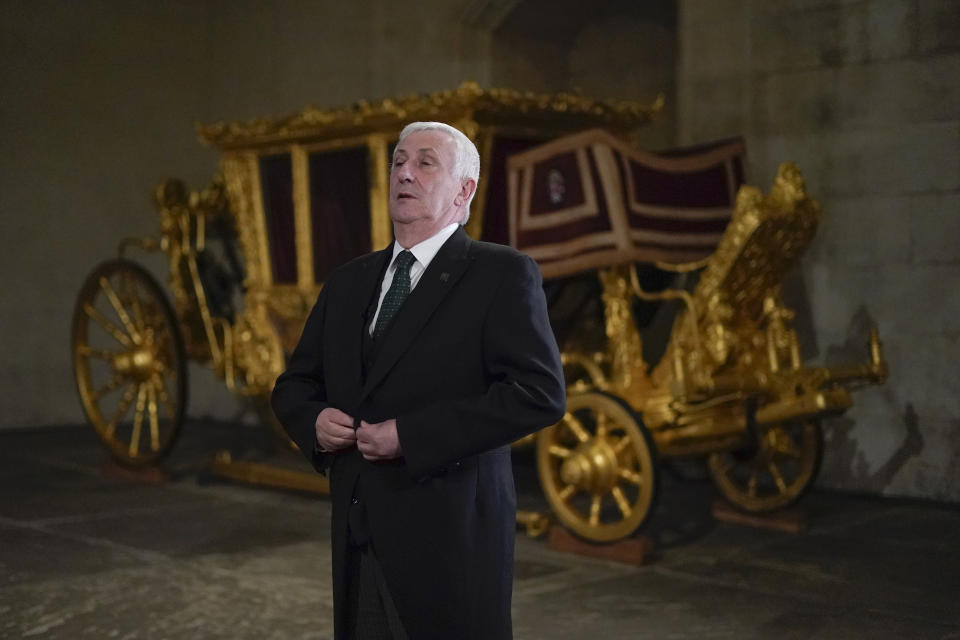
[[558, 484, 576, 501], [772, 429, 802, 458], [565, 414, 591, 444], [104, 383, 138, 438], [596, 413, 608, 439], [588, 495, 602, 526], [128, 384, 147, 457], [747, 471, 758, 498], [92, 373, 126, 401], [613, 435, 631, 455], [618, 468, 643, 486], [610, 486, 632, 518], [100, 277, 141, 345], [548, 444, 572, 459], [768, 462, 788, 495], [147, 383, 161, 451], [77, 344, 119, 360], [122, 273, 147, 334], [152, 374, 177, 418], [84, 304, 133, 347]]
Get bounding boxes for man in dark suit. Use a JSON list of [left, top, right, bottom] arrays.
[[271, 121, 566, 639]]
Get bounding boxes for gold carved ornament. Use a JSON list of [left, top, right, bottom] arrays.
[[538, 163, 889, 541], [197, 81, 661, 150], [128, 172, 287, 400]]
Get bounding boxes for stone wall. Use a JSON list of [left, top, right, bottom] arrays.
[[678, 0, 960, 501], [490, 0, 677, 147], [1, 1, 221, 426]]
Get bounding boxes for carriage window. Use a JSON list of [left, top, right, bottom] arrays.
[[259, 153, 298, 284], [308, 147, 372, 283]]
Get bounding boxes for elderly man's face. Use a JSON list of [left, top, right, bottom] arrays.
[[389, 129, 466, 230]]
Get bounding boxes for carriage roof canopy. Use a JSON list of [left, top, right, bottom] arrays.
[[507, 129, 746, 279]]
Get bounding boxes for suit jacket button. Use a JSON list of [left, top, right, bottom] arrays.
[[351, 497, 360, 505]]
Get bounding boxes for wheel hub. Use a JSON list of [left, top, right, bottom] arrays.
[[112, 347, 157, 381], [560, 438, 620, 494]]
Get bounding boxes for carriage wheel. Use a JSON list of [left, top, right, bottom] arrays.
[[537, 391, 658, 542], [72, 260, 187, 466], [707, 420, 823, 512]]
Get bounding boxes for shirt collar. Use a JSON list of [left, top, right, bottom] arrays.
[[391, 223, 460, 270]]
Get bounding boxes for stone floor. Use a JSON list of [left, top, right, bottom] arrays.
[[1, 420, 958, 639]]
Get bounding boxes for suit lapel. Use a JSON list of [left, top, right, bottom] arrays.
[[343, 247, 391, 406], [358, 227, 473, 403]]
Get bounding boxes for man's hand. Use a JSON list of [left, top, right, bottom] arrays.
[[357, 419, 402, 461], [315, 408, 357, 452]]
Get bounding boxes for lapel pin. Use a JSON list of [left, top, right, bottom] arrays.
[[440, 272, 450, 282]]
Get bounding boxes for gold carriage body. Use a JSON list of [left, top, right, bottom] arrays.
[[199, 82, 659, 397], [72, 82, 660, 466], [510, 132, 889, 541]]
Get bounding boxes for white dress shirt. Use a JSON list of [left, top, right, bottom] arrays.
[[368, 223, 460, 335]]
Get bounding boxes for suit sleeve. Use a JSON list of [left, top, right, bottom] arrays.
[[270, 287, 332, 473], [397, 254, 566, 478]]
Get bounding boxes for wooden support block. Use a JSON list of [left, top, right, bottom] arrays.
[[711, 499, 807, 534], [547, 525, 654, 566], [101, 460, 169, 485], [208, 450, 330, 495]]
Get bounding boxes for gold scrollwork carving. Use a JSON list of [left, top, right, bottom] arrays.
[[222, 152, 269, 291], [197, 81, 661, 150], [232, 304, 285, 396], [597, 266, 648, 396]]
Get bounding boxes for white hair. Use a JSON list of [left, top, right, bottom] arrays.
[[397, 122, 481, 224]]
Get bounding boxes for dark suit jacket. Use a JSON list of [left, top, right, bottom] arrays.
[[271, 227, 565, 640]]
